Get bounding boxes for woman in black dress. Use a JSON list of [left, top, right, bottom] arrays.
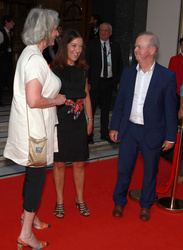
[[51, 30, 93, 218]]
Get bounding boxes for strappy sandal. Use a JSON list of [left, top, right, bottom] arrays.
[[75, 199, 90, 217], [17, 237, 49, 249], [54, 203, 65, 219]]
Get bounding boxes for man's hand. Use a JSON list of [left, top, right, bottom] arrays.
[[162, 141, 174, 151], [109, 130, 118, 142], [178, 108, 183, 120]]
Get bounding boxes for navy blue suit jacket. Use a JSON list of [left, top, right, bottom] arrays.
[[110, 62, 177, 149]]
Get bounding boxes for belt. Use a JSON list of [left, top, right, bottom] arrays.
[[65, 99, 84, 120], [100, 77, 113, 80], [129, 120, 144, 126]]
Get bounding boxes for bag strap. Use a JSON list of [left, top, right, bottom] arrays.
[[25, 54, 47, 138]]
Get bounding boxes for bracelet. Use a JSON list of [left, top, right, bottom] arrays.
[[88, 118, 93, 120]]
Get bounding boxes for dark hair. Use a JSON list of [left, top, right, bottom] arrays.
[[1, 15, 14, 26], [179, 37, 183, 44], [52, 29, 88, 71], [92, 14, 102, 26]]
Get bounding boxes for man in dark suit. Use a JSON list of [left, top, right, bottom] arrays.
[[86, 22, 123, 143], [0, 15, 15, 106], [88, 14, 102, 41], [110, 32, 177, 221]]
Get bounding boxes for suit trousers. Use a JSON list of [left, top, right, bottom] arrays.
[[113, 121, 162, 209], [90, 77, 113, 136]]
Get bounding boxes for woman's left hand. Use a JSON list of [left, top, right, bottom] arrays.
[[87, 120, 93, 135]]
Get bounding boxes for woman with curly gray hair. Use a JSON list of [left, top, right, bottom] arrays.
[[4, 7, 66, 249]]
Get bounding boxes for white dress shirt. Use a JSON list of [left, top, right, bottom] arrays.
[[129, 62, 155, 125], [100, 39, 112, 78]]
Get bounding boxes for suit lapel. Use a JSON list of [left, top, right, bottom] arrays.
[[144, 62, 160, 106], [110, 41, 113, 59], [127, 65, 138, 115], [110, 41, 115, 73], [96, 39, 102, 68]]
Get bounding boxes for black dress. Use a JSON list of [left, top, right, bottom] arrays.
[[52, 65, 89, 162]]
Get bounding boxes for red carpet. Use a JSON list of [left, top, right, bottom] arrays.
[[1, 155, 183, 250]]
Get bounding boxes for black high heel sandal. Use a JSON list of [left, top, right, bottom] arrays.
[[54, 203, 65, 219], [75, 199, 90, 217]]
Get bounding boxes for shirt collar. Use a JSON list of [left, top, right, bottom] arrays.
[[136, 61, 155, 73], [100, 39, 109, 46], [4, 27, 10, 33]]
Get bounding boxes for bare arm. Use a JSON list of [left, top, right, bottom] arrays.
[[84, 78, 93, 135], [26, 79, 66, 109]]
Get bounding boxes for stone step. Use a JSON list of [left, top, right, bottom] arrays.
[[0, 148, 15, 168], [0, 126, 109, 155], [0, 104, 118, 178], [89, 140, 119, 152], [0, 112, 112, 132], [0, 122, 9, 133], [0, 138, 6, 149], [0, 110, 10, 115], [0, 139, 119, 164], [0, 131, 8, 138], [0, 116, 9, 123], [0, 144, 119, 178], [0, 104, 11, 111], [0, 111, 113, 153]]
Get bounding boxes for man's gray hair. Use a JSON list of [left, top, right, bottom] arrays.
[[99, 22, 112, 33], [22, 8, 60, 46], [137, 31, 159, 52]]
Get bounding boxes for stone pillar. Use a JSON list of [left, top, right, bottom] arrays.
[[114, 0, 148, 66], [91, 0, 148, 66]]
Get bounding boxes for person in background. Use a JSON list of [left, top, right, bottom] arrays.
[[168, 37, 183, 105], [178, 84, 183, 183], [51, 29, 93, 219], [169, 37, 183, 184], [52, 24, 63, 54], [110, 32, 177, 221], [89, 14, 102, 40], [43, 24, 63, 64], [0, 15, 15, 106], [86, 22, 123, 144], [4, 8, 66, 249]]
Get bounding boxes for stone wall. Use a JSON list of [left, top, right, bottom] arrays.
[[92, 0, 148, 67]]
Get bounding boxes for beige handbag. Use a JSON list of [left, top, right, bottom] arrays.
[[26, 108, 47, 167]]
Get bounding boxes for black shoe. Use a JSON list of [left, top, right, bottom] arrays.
[[100, 135, 114, 143], [112, 206, 124, 217], [88, 135, 94, 144], [139, 208, 151, 221]]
